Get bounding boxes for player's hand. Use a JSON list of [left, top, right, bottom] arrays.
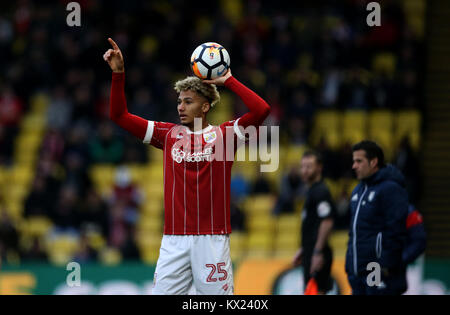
[[310, 252, 324, 275], [203, 68, 232, 86], [292, 248, 303, 267], [103, 38, 124, 73]]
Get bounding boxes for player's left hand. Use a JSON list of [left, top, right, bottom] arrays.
[[310, 252, 324, 275], [203, 68, 232, 86]]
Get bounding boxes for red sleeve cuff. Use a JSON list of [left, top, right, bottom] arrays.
[[112, 72, 125, 81]]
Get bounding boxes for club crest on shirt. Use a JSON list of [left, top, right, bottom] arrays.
[[203, 131, 217, 143]]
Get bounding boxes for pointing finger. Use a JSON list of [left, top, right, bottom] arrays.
[[108, 38, 120, 51]]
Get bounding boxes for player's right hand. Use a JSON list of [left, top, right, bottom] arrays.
[[103, 38, 124, 73], [292, 248, 303, 267]]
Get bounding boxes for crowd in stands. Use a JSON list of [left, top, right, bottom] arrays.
[[0, 0, 424, 263]]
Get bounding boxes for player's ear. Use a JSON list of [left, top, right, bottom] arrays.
[[202, 102, 211, 114]]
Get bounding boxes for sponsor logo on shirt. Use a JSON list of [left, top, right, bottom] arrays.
[[171, 147, 213, 163]]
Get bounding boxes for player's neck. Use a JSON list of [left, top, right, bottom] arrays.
[[187, 118, 209, 132]]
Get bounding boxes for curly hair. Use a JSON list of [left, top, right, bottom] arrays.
[[174, 76, 220, 107]]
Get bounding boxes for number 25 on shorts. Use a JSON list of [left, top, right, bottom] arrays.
[[206, 263, 228, 282]]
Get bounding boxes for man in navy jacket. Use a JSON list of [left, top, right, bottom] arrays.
[[346, 140, 409, 295]]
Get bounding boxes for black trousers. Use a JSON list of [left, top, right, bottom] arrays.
[[302, 246, 333, 293]]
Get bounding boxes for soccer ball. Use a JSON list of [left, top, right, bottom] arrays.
[[190, 42, 230, 80]]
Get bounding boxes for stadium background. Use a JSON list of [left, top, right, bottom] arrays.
[[0, 0, 449, 294]]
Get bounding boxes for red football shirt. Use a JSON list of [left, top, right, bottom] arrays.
[[144, 120, 244, 235], [109, 72, 270, 236]]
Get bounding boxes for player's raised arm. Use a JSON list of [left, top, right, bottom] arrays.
[[103, 38, 148, 140], [204, 69, 271, 128]]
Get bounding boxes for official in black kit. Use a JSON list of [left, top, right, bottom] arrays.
[[293, 151, 336, 294]]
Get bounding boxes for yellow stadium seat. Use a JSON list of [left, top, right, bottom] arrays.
[[329, 230, 349, 258], [21, 114, 46, 132], [310, 110, 341, 149], [8, 166, 34, 187], [89, 164, 115, 187], [274, 232, 300, 252], [372, 53, 397, 78], [4, 200, 24, 222], [86, 231, 106, 251], [30, 93, 50, 114], [99, 247, 122, 265], [46, 235, 80, 265], [137, 231, 162, 251], [368, 110, 395, 159], [141, 248, 160, 264], [141, 198, 164, 217], [342, 110, 368, 146], [4, 184, 29, 203], [241, 195, 276, 216], [324, 178, 340, 202], [276, 214, 301, 233], [247, 214, 276, 234], [124, 164, 146, 184], [395, 110, 421, 151], [148, 146, 164, 162], [283, 144, 307, 168], [230, 232, 247, 252], [22, 216, 53, 239], [137, 216, 163, 234], [144, 182, 164, 199], [247, 231, 273, 252]]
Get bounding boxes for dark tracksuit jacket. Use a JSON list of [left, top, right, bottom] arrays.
[[345, 165, 409, 294]]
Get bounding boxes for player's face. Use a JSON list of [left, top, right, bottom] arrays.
[[177, 90, 210, 127], [300, 156, 321, 184], [352, 150, 378, 180]]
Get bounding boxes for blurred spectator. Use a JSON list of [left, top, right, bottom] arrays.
[[78, 188, 109, 239], [230, 171, 250, 201], [62, 151, 92, 198], [40, 128, 65, 163], [46, 86, 73, 131], [0, 206, 20, 262], [0, 125, 14, 165], [0, 85, 23, 164], [394, 137, 420, 204], [24, 175, 51, 218], [89, 121, 124, 164], [72, 231, 98, 263], [251, 172, 272, 195], [273, 163, 305, 215], [50, 185, 81, 234], [109, 167, 142, 214], [230, 199, 246, 232]]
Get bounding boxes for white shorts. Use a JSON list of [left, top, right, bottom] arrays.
[[151, 234, 234, 295]]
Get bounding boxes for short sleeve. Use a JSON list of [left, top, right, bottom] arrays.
[[314, 187, 336, 220], [144, 121, 176, 150]]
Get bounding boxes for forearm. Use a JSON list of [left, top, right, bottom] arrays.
[[110, 72, 148, 140], [314, 218, 334, 252], [224, 76, 270, 127]]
